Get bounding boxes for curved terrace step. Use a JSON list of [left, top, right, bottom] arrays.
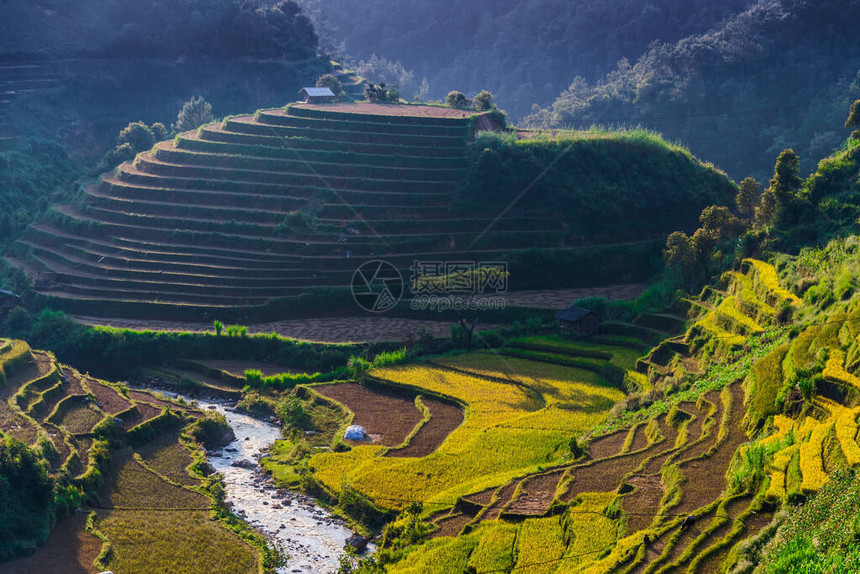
[[179, 129, 469, 169], [223, 116, 468, 149], [198, 123, 468, 159], [156, 140, 465, 182], [24, 245, 325, 287], [257, 108, 471, 137], [131, 152, 456, 193], [98, 178, 307, 212]]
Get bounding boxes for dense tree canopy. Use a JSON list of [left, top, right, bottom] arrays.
[[524, 0, 860, 180], [0, 0, 318, 60], [301, 0, 749, 115]]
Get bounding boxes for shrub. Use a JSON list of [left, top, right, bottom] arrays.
[[364, 81, 399, 103], [0, 437, 54, 561], [473, 90, 495, 111], [174, 96, 215, 133], [186, 412, 234, 448], [316, 74, 345, 101], [277, 395, 310, 429], [244, 369, 263, 386], [348, 356, 371, 383], [446, 90, 469, 109]]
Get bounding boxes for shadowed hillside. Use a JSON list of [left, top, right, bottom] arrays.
[[6, 103, 734, 320]]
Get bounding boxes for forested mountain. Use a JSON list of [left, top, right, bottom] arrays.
[[301, 0, 751, 116], [0, 0, 317, 60], [525, 0, 860, 181]]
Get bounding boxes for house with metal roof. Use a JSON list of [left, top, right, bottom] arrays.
[[299, 87, 335, 104]]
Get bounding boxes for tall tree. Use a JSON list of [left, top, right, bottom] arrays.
[[846, 99, 860, 130], [174, 96, 215, 133], [736, 177, 761, 220], [768, 149, 803, 212]]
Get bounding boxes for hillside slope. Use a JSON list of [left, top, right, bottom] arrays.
[[5, 103, 733, 320], [525, 0, 860, 181], [305, 0, 750, 117]]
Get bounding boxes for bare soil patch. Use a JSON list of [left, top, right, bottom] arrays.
[[461, 486, 497, 507], [128, 390, 193, 415], [690, 497, 756, 573], [87, 380, 132, 415], [61, 367, 87, 395], [629, 524, 680, 574], [676, 392, 722, 461], [483, 478, 525, 521], [674, 385, 748, 516], [3, 515, 100, 574], [2, 355, 38, 392], [431, 512, 473, 539], [562, 414, 674, 502], [314, 383, 422, 447], [126, 400, 162, 426], [386, 396, 464, 457], [627, 423, 651, 452], [291, 102, 480, 119], [588, 429, 628, 460], [658, 505, 721, 569], [639, 412, 694, 475], [504, 469, 566, 516], [621, 475, 664, 533], [44, 422, 71, 467], [71, 285, 644, 342]]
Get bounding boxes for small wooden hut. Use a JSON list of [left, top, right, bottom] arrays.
[[556, 306, 599, 335]]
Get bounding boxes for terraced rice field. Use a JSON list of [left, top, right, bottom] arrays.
[[0, 339, 257, 572], [348, 260, 834, 572], [6, 97, 670, 320]]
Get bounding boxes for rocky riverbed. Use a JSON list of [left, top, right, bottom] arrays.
[[173, 394, 360, 573]]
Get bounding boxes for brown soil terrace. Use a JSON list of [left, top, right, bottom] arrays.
[[627, 423, 651, 453], [387, 396, 463, 458], [504, 468, 567, 516], [313, 383, 423, 447], [621, 475, 664, 533], [87, 380, 132, 415], [431, 512, 473, 539], [70, 284, 645, 342], [461, 486, 497, 507], [692, 497, 759, 573], [673, 385, 747, 516], [291, 102, 483, 119], [3, 515, 100, 574], [483, 478, 526, 521], [587, 429, 629, 460]]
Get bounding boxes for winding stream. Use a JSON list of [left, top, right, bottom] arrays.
[[170, 394, 356, 573]]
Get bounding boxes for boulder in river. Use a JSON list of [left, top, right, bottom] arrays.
[[345, 533, 370, 553], [231, 458, 255, 469]]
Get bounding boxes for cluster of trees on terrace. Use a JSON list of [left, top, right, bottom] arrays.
[[0, 0, 318, 61], [664, 100, 860, 294]]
